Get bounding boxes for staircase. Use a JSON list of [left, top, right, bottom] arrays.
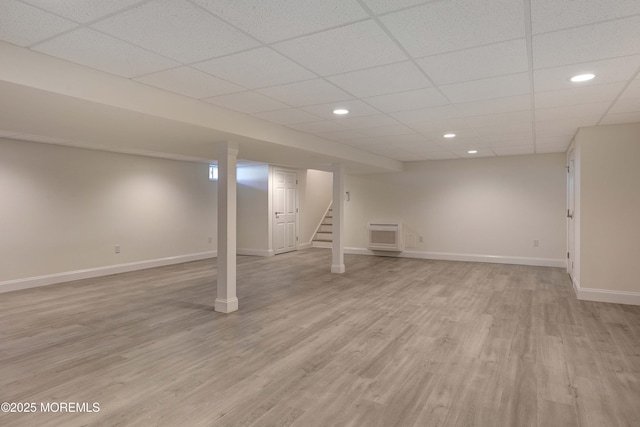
[[312, 205, 333, 248]]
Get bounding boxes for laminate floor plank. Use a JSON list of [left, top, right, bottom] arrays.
[[1, 249, 639, 426]]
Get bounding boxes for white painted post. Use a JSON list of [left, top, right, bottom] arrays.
[[215, 142, 239, 313], [332, 163, 345, 274]]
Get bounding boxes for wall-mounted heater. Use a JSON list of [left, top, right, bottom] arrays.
[[367, 222, 403, 252]]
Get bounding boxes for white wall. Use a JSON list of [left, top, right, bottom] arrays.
[[574, 123, 640, 300], [299, 169, 333, 245], [237, 165, 332, 253], [345, 153, 567, 265], [237, 164, 269, 255], [0, 138, 217, 288]]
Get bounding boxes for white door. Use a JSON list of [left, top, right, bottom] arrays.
[[273, 169, 297, 255], [567, 156, 575, 277]]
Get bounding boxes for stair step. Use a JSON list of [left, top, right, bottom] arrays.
[[314, 204, 334, 243]]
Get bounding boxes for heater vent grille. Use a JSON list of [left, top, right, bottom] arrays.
[[367, 223, 403, 252]]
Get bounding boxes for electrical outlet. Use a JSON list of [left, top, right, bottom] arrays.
[[208, 237, 212, 244], [115, 244, 121, 254], [533, 239, 539, 247]]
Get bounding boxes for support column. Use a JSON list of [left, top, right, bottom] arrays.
[[331, 164, 345, 274], [215, 142, 239, 313]]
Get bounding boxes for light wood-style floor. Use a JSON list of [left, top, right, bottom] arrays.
[[1, 249, 639, 426]]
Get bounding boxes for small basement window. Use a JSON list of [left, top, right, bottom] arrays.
[[209, 164, 218, 181]]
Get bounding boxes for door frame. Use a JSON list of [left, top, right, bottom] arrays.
[[269, 166, 299, 255], [567, 147, 576, 277]]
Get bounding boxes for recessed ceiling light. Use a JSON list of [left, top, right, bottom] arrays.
[[468, 150, 478, 154], [333, 108, 349, 115], [570, 73, 595, 82], [443, 133, 456, 138]]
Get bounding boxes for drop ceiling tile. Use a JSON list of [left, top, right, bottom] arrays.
[[381, 0, 524, 58], [341, 138, 380, 149], [361, 0, 437, 14], [193, 48, 316, 89], [258, 79, 353, 107], [407, 143, 456, 153], [452, 148, 495, 158], [390, 105, 461, 125], [315, 130, 367, 141], [535, 121, 581, 137], [455, 95, 532, 117], [536, 142, 570, 154], [347, 133, 434, 148], [491, 145, 534, 156], [472, 124, 533, 138], [533, 56, 640, 92], [364, 88, 450, 113], [202, 91, 288, 114], [620, 80, 640, 99], [0, 0, 77, 47], [327, 61, 432, 98], [484, 136, 534, 146], [409, 118, 472, 135], [417, 39, 528, 85], [535, 102, 610, 123], [33, 28, 179, 78], [272, 20, 406, 76], [366, 145, 411, 158], [609, 97, 640, 114], [531, 0, 640, 35], [439, 73, 530, 103], [301, 100, 381, 120], [415, 151, 459, 160], [287, 121, 346, 133], [443, 141, 491, 152], [92, 0, 259, 64], [357, 125, 416, 137], [532, 16, 640, 69], [191, 0, 368, 43], [535, 135, 574, 145], [20, 0, 144, 23], [135, 66, 243, 98], [252, 108, 323, 125], [341, 138, 376, 148], [397, 134, 438, 145], [600, 111, 640, 125], [464, 111, 532, 128], [389, 152, 427, 162], [335, 114, 401, 130], [419, 130, 479, 144], [538, 83, 626, 111]]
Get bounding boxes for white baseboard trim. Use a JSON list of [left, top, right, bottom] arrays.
[[237, 248, 273, 257], [298, 242, 312, 250], [331, 264, 345, 274], [312, 241, 332, 249], [572, 277, 640, 306], [343, 247, 566, 268], [0, 251, 217, 294], [214, 297, 238, 313]]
